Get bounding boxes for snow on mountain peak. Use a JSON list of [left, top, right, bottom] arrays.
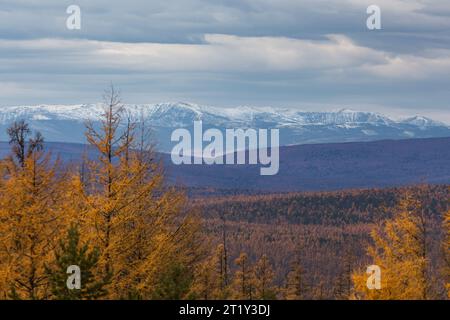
[[0, 102, 446, 130], [0, 102, 448, 149], [401, 115, 445, 128]]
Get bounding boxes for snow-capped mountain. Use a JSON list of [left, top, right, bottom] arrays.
[[0, 102, 449, 152]]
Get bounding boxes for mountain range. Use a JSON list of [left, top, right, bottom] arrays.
[[0, 102, 449, 152]]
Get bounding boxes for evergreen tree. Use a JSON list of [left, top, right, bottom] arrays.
[[151, 261, 194, 300], [46, 225, 110, 300]]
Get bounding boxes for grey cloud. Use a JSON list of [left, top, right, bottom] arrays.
[[1, 1, 449, 46], [0, 0, 449, 121]]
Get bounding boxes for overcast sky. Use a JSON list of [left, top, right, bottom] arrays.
[[1, 0, 450, 121]]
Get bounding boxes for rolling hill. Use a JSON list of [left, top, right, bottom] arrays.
[[0, 137, 448, 192]]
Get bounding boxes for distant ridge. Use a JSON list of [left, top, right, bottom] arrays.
[[0, 102, 449, 152], [0, 137, 449, 192]]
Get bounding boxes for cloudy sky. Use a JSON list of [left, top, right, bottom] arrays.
[[1, 0, 450, 121]]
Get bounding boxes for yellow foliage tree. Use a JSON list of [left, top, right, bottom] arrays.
[[190, 244, 230, 300], [73, 86, 202, 298], [0, 123, 67, 299], [352, 192, 429, 299], [253, 254, 277, 299], [231, 252, 255, 299], [284, 254, 305, 300]]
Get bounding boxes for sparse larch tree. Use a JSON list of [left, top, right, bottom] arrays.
[[231, 252, 255, 300], [0, 122, 65, 299], [254, 254, 277, 300]]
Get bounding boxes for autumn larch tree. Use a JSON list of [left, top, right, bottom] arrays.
[[333, 231, 354, 300], [190, 243, 231, 300], [74, 85, 202, 298], [231, 252, 255, 300], [284, 254, 305, 300], [253, 254, 277, 299], [352, 192, 430, 299], [0, 121, 65, 299]]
